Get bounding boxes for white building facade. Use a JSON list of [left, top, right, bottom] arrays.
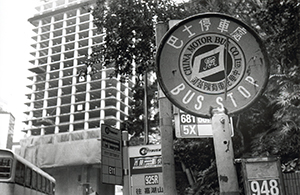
[[0, 111, 15, 150], [21, 0, 133, 194], [24, 0, 132, 136]]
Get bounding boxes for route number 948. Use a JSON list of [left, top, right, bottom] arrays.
[[249, 179, 280, 195]]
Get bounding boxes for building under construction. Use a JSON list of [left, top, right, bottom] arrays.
[[20, 0, 133, 194]]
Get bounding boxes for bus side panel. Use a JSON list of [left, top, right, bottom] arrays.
[[0, 183, 14, 194], [37, 191, 43, 195], [24, 187, 38, 195], [14, 183, 26, 195], [30, 188, 39, 195], [14, 185, 41, 195]]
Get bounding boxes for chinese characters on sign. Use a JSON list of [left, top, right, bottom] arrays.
[[174, 107, 234, 138], [134, 186, 164, 195], [168, 18, 247, 48], [101, 124, 122, 185], [157, 14, 269, 117], [129, 145, 163, 195], [133, 156, 162, 169]]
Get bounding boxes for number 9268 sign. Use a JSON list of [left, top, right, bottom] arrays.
[[249, 179, 280, 195]]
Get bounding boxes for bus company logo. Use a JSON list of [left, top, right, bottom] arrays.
[[139, 147, 148, 155], [180, 34, 246, 94], [104, 126, 118, 135], [139, 147, 161, 156], [157, 13, 269, 117]]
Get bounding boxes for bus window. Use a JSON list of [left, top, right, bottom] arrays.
[[0, 158, 12, 179], [25, 166, 32, 187], [42, 176, 46, 192], [0, 150, 56, 194], [50, 182, 55, 195], [37, 174, 42, 191], [15, 161, 25, 185], [32, 170, 37, 190], [46, 179, 50, 193]]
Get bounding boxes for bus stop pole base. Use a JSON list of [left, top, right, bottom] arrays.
[[211, 108, 239, 194]]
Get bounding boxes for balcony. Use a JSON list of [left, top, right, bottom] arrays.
[[29, 66, 46, 74]]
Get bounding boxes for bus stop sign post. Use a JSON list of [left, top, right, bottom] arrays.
[[211, 107, 239, 194], [156, 13, 269, 194]]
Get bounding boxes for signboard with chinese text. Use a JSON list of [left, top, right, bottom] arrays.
[[240, 157, 285, 195], [129, 145, 163, 195], [174, 107, 234, 138], [101, 124, 122, 185], [156, 13, 269, 118]]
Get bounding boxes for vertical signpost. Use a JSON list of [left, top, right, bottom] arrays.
[[156, 13, 269, 194], [101, 124, 123, 185], [128, 144, 163, 195], [211, 108, 239, 194], [156, 21, 177, 195]]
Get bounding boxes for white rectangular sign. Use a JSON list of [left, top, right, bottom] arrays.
[[241, 157, 285, 195], [129, 145, 163, 195], [174, 108, 234, 138]]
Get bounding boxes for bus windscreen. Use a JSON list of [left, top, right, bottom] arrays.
[[0, 158, 12, 179]]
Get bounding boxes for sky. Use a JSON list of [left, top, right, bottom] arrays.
[[0, 0, 39, 141]]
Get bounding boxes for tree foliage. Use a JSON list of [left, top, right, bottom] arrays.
[[89, 0, 186, 138], [90, 0, 183, 77], [248, 0, 300, 163], [88, 0, 300, 193]]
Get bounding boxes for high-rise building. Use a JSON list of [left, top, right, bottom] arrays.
[[0, 111, 15, 150], [20, 0, 133, 194], [24, 0, 132, 136]]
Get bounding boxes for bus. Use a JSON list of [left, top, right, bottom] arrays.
[[0, 149, 55, 195]]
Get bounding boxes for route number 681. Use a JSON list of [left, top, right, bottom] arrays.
[[249, 179, 280, 195]]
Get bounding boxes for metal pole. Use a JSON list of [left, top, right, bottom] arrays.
[[156, 22, 177, 195], [122, 131, 130, 195], [144, 71, 149, 145], [211, 108, 239, 195]]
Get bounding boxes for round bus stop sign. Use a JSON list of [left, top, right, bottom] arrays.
[[156, 13, 269, 117]]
